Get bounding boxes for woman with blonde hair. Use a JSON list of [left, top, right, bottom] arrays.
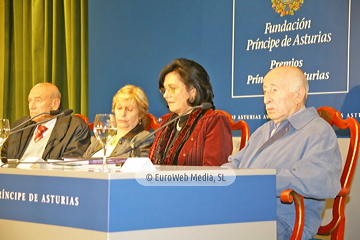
[[84, 85, 154, 158]]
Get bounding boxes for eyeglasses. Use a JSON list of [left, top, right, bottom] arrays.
[[159, 84, 185, 95]]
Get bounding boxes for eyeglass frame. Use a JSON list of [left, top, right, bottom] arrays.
[[159, 83, 186, 95]]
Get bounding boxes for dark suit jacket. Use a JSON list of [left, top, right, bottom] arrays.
[[1, 115, 91, 160]]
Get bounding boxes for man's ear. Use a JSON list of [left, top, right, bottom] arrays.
[[295, 87, 306, 104], [52, 98, 61, 110]]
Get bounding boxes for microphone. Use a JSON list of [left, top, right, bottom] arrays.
[[9, 109, 74, 135], [112, 102, 213, 157], [10, 110, 62, 132], [61, 109, 74, 116]]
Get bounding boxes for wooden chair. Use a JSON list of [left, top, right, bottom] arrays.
[[144, 113, 162, 131], [74, 114, 94, 131], [280, 106, 360, 240], [280, 190, 305, 239], [215, 110, 250, 150]]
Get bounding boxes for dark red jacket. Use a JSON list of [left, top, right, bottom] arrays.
[[149, 109, 233, 166]]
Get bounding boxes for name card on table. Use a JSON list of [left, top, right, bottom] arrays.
[[121, 157, 156, 172]]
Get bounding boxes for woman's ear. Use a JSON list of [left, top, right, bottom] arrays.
[[191, 87, 197, 98]]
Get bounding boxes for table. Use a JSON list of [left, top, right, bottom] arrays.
[[0, 165, 276, 239]]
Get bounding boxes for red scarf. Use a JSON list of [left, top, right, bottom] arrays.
[[153, 109, 204, 165]]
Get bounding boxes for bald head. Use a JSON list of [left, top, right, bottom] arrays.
[[28, 83, 61, 122], [263, 66, 308, 123], [265, 66, 308, 101], [32, 83, 61, 99]]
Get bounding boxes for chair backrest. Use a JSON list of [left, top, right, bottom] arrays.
[[215, 110, 250, 151], [316, 106, 360, 238], [281, 106, 360, 240], [74, 114, 94, 131], [144, 113, 162, 131]]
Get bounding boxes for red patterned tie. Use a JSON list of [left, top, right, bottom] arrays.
[[34, 125, 48, 143]]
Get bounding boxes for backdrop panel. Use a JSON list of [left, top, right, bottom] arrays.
[[88, 0, 360, 134]]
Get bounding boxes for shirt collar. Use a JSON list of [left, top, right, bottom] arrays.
[[43, 118, 57, 130], [271, 106, 306, 130], [122, 124, 145, 139]]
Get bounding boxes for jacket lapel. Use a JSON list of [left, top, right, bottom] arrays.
[[43, 116, 68, 159], [255, 121, 291, 155], [17, 125, 36, 159]]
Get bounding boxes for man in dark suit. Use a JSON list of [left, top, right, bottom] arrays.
[[1, 83, 91, 160]]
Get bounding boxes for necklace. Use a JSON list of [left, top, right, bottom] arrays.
[[109, 135, 120, 146], [176, 119, 182, 131]]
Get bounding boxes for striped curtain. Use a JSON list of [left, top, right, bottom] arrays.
[[0, 0, 88, 122]]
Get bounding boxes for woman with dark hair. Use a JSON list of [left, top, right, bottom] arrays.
[[148, 58, 233, 166]]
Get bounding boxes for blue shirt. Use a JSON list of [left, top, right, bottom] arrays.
[[224, 107, 342, 240]]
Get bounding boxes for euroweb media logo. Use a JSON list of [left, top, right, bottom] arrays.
[[271, 0, 304, 17]]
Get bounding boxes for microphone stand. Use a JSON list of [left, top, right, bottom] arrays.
[[10, 110, 61, 132], [9, 109, 74, 135]]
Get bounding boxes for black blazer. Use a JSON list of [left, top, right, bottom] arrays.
[[1, 115, 91, 160]]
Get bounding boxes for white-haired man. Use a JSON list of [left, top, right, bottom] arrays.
[[223, 66, 341, 240]]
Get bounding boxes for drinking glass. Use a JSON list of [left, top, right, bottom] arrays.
[[0, 119, 10, 151], [93, 114, 117, 172]]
